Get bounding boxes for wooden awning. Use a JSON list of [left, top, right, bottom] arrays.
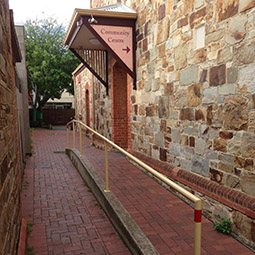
[[64, 3, 137, 95]]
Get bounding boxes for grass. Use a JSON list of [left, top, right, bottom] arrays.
[[95, 202, 102, 210], [22, 181, 29, 190], [214, 218, 231, 235], [26, 223, 35, 255], [83, 180, 92, 192]]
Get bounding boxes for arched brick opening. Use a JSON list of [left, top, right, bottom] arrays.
[[85, 89, 90, 127], [112, 62, 129, 149]]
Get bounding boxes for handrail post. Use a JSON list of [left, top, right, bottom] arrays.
[[91, 133, 95, 146], [73, 121, 76, 149], [79, 123, 82, 156], [67, 124, 69, 149], [104, 141, 110, 192], [194, 200, 202, 255]]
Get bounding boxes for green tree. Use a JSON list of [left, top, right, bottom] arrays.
[[25, 17, 79, 126]]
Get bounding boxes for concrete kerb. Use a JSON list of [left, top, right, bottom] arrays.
[[66, 148, 159, 255]]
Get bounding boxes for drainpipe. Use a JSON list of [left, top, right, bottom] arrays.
[[91, 75, 95, 145]]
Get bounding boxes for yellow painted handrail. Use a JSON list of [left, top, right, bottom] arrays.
[[66, 119, 202, 255]]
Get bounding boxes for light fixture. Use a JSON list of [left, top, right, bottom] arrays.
[[88, 15, 98, 24], [89, 38, 100, 45]]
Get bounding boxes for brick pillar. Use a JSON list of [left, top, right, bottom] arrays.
[[111, 62, 129, 149]]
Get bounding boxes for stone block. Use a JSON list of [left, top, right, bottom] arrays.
[[239, 0, 255, 12], [209, 64, 226, 87], [154, 132, 164, 147], [159, 147, 167, 161], [217, 47, 232, 63], [158, 96, 169, 118], [169, 143, 185, 157], [219, 84, 236, 95], [195, 109, 205, 121], [171, 128, 181, 143], [180, 135, 188, 146], [205, 30, 225, 45], [177, 16, 188, 28], [180, 66, 199, 85], [174, 44, 187, 70], [189, 136, 195, 147], [225, 174, 240, 188], [175, 89, 187, 107], [152, 78, 160, 92], [213, 138, 227, 152], [240, 173, 255, 196], [184, 126, 198, 136], [180, 159, 192, 171], [219, 131, 233, 139], [219, 162, 234, 173], [195, 138, 207, 155], [188, 83, 202, 107], [206, 150, 218, 160], [191, 155, 209, 177], [179, 108, 194, 121], [232, 211, 255, 243], [241, 132, 255, 158], [190, 7, 206, 29], [202, 87, 217, 104], [225, 16, 247, 45], [227, 67, 238, 83], [239, 65, 255, 94], [235, 42, 255, 65], [217, 0, 238, 22], [214, 204, 231, 222], [158, 4, 166, 20], [164, 83, 174, 95], [223, 95, 249, 130], [194, 0, 204, 9]]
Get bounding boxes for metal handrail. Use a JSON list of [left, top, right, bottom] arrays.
[[66, 119, 202, 255]]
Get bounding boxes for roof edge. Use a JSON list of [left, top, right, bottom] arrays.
[[64, 7, 137, 46]]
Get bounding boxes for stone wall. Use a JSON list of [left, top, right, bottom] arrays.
[[73, 64, 112, 140], [0, 1, 22, 254], [91, 0, 255, 196], [86, 0, 255, 248], [15, 25, 31, 176]]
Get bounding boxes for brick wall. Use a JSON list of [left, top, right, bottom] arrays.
[[0, 1, 22, 254]]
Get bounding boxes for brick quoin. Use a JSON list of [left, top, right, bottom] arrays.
[[111, 61, 131, 149]]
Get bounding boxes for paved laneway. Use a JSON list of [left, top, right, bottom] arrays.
[[69, 129, 253, 255], [22, 128, 253, 255], [21, 129, 130, 255]]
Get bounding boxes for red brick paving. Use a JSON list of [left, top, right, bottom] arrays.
[[72, 130, 252, 255], [21, 129, 130, 255], [22, 128, 253, 254]]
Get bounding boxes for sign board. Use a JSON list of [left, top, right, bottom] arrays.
[[91, 25, 133, 72]]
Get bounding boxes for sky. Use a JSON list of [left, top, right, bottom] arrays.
[[9, 0, 90, 27]]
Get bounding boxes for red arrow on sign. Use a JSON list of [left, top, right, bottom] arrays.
[[122, 46, 130, 54]]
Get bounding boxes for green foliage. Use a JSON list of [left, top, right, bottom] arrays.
[[214, 218, 231, 235], [95, 202, 102, 210], [83, 180, 92, 192], [25, 17, 79, 111], [27, 223, 33, 237], [26, 245, 35, 255], [26, 223, 35, 255]]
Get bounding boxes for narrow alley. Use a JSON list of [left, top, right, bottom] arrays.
[[21, 128, 130, 255], [21, 128, 253, 255]]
